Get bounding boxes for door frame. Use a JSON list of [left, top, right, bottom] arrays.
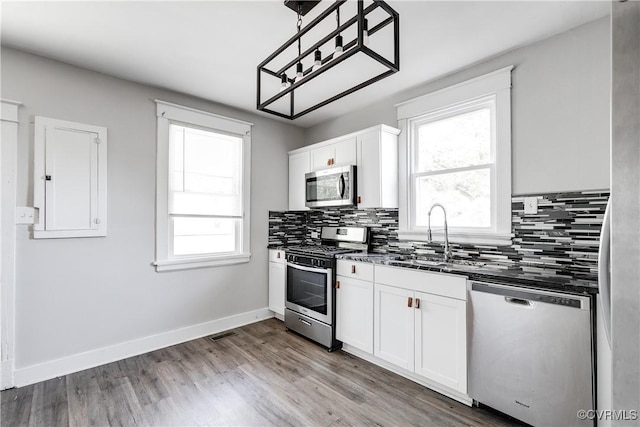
[[1, 99, 20, 390]]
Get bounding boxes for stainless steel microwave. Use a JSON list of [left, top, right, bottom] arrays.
[[305, 165, 356, 208]]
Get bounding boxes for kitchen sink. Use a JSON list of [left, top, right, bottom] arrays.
[[385, 258, 486, 270]]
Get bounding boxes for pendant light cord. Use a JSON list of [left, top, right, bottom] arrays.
[[297, 6, 302, 58]]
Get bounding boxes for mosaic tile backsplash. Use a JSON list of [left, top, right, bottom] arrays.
[[268, 190, 609, 283]]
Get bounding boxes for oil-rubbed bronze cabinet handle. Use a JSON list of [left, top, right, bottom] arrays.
[[357, 196, 362, 204], [415, 298, 421, 309], [276, 252, 281, 259], [407, 297, 413, 308], [327, 158, 331, 166], [351, 265, 356, 274], [335, 280, 340, 289]]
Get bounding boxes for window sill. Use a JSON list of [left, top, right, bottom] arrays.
[[153, 253, 251, 272], [398, 230, 512, 246]]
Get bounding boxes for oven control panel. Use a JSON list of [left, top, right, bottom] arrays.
[[286, 254, 332, 269]]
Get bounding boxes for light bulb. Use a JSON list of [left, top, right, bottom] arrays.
[[280, 73, 290, 92], [363, 19, 369, 46], [312, 49, 322, 72], [334, 35, 343, 58], [295, 62, 304, 82]]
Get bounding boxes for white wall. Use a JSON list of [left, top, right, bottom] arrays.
[[305, 17, 611, 195], [1, 47, 305, 382]]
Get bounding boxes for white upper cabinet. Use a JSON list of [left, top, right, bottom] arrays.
[[310, 137, 357, 171], [34, 116, 107, 238], [356, 127, 399, 209], [288, 125, 399, 210], [288, 150, 310, 211]]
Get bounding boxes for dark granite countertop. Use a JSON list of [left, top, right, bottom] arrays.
[[268, 246, 598, 295], [267, 245, 286, 250], [335, 253, 598, 296]]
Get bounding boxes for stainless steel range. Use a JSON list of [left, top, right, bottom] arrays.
[[284, 226, 369, 351]]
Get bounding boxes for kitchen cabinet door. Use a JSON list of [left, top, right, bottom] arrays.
[[356, 128, 399, 209], [336, 275, 374, 354], [374, 283, 415, 371], [310, 137, 356, 171], [268, 249, 286, 317], [288, 151, 310, 211], [414, 291, 467, 393]]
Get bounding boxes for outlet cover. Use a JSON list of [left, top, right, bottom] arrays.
[[524, 197, 538, 215]]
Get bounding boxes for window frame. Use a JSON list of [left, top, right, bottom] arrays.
[[396, 66, 513, 245], [153, 100, 252, 272]]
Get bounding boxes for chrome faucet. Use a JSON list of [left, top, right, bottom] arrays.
[[427, 203, 452, 262]]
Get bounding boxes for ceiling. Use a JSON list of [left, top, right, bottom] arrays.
[[1, 1, 610, 128]]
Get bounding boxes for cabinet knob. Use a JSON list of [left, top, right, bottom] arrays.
[[415, 298, 421, 309], [276, 252, 280, 259], [351, 265, 356, 274], [407, 297, 413, 308], [327, 159, 331, 166], [335, 280, 341, 289], [357, 196, 362, 204]]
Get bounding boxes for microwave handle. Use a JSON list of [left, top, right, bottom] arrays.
[[338, 174, 346, 198]]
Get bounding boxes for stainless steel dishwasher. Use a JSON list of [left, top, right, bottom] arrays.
[[468, 282, 594, 427]]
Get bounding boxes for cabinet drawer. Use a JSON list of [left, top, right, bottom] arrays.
[[375, 265, 466, 300], [337, 260, 374, 281], [269, 249, 285, 263]]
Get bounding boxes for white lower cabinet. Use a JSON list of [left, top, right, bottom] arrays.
[[268, 249, 285, 317], [373, 266, 468, 396], [336, 276, 374, 354], [373, 283, 415, 369], [332, 262, 469, 401], [414, 291, 467, 393], [336, 261, 374, 354]]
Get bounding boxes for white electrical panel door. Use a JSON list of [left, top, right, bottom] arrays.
[[34, 117, 107, 238]]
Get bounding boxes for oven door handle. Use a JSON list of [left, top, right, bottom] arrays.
[[287, 262, 332, 275]]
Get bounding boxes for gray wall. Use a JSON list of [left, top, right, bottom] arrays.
[[1, 47, 305, 369], [305, 17, 611, 195], [611, 2, 640, 421]]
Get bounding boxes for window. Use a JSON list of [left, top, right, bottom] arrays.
[[154, 100, 252, 271], [397, 66, 512, 245]]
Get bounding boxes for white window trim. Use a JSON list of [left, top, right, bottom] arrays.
[[153, 100, 252, 272], [396, 66, 513, 246]]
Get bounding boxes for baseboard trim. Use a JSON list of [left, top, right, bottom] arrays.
[[1, 359, 15, 390], [14, 308, 274, 387], [341, 343, 473, 407]]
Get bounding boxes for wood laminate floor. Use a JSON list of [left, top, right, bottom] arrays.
[[1, 318, 521, 426]]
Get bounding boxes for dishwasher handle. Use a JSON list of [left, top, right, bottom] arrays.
[[471, 282, 586, 309], [505, 296, 533, 306]]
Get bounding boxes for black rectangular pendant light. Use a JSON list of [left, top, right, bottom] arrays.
[[257, 0, 400, 120]]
